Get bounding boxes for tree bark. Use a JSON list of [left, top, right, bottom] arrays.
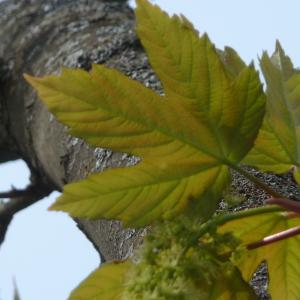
[[0, 0, 156, 262]]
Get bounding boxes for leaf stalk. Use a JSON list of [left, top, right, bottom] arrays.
[[195, 205, 283, 242], [247, 225, 300, 250], [267, 197, 300, 214], [230, 165, 284, 198]]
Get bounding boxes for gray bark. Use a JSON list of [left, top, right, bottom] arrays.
[[0, 0, 156, 262]]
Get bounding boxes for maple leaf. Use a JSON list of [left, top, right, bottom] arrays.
[[244, 41, 300, 184], [69, 261, 130, 300], [219, 209, 300, 300], [206, 265, 258, 300], [218, 46, 247, 78], [25, 0, 265, 227]]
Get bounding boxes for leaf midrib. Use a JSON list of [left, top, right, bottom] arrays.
[[52, 85, 227, 164], [139, 4, 232, 161], [73, 162, 220, 198]]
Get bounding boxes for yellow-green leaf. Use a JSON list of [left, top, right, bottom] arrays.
[[136, 0, 206, 103], [51, 161, 230, 227], [219, 47, 247, 78], [136, 0, 265, 162], [219, 209, 300, 300], [25, 0, 265, 226], [244, 42, 300, 184], [69, 261, 130, 300], [136, 0, 233, 105], [25, 67, 205, 158], [208, 265, 258, 300]]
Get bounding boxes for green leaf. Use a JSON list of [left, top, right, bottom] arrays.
[[244, 42, 300, 184], [218, 47, 247, 78], [25, 66, 214, 159], [69, 261, 130, 300], [136, 0, 261, 136], [25, 0, 265, 227], [208, 265, 258, 300], [219, 209, 300, 300]]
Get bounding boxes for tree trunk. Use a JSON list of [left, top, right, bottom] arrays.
[[0, 0, 155, 262]]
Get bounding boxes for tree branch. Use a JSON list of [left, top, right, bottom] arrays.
[[0, 183, 52, 246]]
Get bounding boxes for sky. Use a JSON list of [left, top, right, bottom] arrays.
[[0, 161, 99, 300], [1, 0, 300, 299], [133, 0, 300, 67]]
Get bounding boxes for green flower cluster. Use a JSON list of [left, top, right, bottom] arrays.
[[122, 216, 244, 300]]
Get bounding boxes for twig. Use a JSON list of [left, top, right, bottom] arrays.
[[0, 183, 52, 246], [0, 187, 37, 199]]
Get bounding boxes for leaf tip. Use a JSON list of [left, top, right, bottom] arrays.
[[275, 39, 282, 51], [48, 204, 57, 212], [248, 60, 255, 69], [136, 0, 152, 11], [23, 73, 37, 86], [48, 199, 64, 212], [23, 73, 47, 92]]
